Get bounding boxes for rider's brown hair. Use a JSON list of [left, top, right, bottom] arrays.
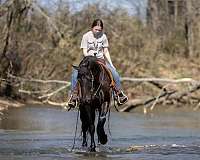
[[91, 19, 103, 29]]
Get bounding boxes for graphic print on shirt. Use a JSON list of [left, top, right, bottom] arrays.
[[87, 40, 103, 56], [81, 31, 109, 59]]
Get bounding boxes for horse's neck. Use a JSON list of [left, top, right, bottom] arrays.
[[97, 64, 111, 85]]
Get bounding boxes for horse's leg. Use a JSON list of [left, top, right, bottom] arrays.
[[97, 101, 109, 145], [80, 107, 88, 147], [81, 122, 88, 147], [88, 108, 96, 152]]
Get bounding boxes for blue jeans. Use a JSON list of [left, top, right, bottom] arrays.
[[70, 62, 121, 93]]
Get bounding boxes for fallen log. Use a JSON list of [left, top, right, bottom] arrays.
[[121, 77, 198, 83], [3, 74, 200, 111], [120, 90, 176, 112], [120, 83, 200, 112]]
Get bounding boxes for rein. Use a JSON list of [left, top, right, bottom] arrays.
[[90, 69, 102, 99]]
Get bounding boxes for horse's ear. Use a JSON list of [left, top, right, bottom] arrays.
[[72, 65, 79, 70]]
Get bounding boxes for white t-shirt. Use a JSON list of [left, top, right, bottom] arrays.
[[80, 31, 109, 59]]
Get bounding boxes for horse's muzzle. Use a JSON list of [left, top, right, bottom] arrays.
[[80, 97, 92, 104]]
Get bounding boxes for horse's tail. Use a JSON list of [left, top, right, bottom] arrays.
[[97, 115, 107, 145]]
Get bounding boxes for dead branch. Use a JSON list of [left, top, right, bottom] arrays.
[[194, 102, 200, 111], [167, 82, 200, 100], [43, 99, 68, 107], [2, 74, 70, 106], [121, 77, 198, 84], [120, 90, 176, 112], [120, 82, 200, 112], [18, 89, 50, 95], [8, 74, 70, 85], [4, 75, 200, 109], [31, 3, 63, 39], [38, 85, 67, 99]]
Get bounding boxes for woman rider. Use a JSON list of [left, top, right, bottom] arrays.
[[68, 19, 128, 107]]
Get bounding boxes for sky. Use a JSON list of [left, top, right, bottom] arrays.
[[37, 0, 147, 19]]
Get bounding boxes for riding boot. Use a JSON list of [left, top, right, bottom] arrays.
[[114, 90, 128, 105], [68, 89, 78, 108]]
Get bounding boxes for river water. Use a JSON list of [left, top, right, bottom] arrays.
[[0, 105, 200, 160]]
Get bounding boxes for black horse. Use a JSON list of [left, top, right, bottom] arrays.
[[73, 56, 112, 152]]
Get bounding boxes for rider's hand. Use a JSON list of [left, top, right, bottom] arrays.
[[111, 64, 116, 70]]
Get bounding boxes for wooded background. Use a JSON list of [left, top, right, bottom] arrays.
[[0, 0, 200, 111]]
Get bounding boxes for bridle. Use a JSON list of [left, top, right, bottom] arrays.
[[78, 66, 103, 102]]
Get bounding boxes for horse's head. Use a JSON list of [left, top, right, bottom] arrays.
[[74, 56, 100, 104]]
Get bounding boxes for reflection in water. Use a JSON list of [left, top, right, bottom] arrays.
[[1, 106, 75, 132], [0, 105, 200, 160]]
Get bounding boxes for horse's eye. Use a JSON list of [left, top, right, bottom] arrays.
[[85, 75, 91, 80], [78, 73, 85, 79], [78, 73, 91, 81]]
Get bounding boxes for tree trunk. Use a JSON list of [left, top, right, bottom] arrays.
[[185, 0, 194, 57], [0, 0, 30, 97]]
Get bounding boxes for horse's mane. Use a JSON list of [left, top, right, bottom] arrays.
[[79, 56, 98, 67], [78, 56, 101, 76]]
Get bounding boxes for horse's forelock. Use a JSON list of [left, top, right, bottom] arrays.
[[79, 56, 98, 70]]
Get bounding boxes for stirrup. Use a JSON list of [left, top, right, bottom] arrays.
[[116, 91, 128, 105], [67, 95, 78, 109]]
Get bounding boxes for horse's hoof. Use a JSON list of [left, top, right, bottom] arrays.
[[100, 134, 107, 145], [82, 142, 87, 147], [89, 147, 96, 152]]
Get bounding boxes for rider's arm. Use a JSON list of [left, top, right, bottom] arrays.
[[104, 48, 115, 69], [103, 34, 116, 69], [81, 34, 88, 57], [83, 48, 88, 57]]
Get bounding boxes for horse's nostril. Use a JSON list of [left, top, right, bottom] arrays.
[[87, 96, 92, 102], [85, 99, 90, 104], [81, 97, 91, 104], [87, 99, 91, 103]]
